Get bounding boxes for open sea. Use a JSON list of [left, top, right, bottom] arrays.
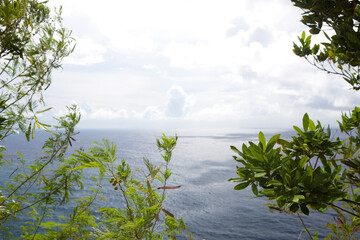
[[1, 129, 344, 239]]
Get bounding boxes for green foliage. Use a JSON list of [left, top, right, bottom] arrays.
[[0, 105, 82, 238], [0, 0, 75, 142], [19, 134, 185, 240], [1, 118, 187, 239], [291, 0, 360, 90], [0, 1, 188, 239], [230, 111, 360, 238], [229, 117, 346, 215], [230, 1, 360, 238]]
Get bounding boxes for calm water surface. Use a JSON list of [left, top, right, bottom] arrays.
[[1, 129, 341, 239]]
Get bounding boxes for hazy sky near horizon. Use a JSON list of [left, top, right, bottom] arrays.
[[44, 0, 359, 129]]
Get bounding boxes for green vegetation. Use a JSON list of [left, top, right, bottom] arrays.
[[0, 1, 187, 239], [230, 0, 360, 239]]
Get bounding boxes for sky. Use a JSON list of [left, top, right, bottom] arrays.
[[43, 0, 359, 130]]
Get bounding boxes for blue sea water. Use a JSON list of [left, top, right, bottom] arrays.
[[1, 129, 342, 239]]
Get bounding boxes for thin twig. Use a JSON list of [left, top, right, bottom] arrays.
[[297, 212, 313, 240], [341, 198, 360, 206], [331, 203, 360, 218], [31, 198, 50, 240], [118, 183, 140, 239]]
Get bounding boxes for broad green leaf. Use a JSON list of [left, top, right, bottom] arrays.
[[310, 28, 320, 34], [299, 156, 308, 168], [265, 141, 276, 153], [248, 142, 264, 161], [292, 195, 305, 203], [228, 177, 245, 182], [234, 181, 250, 190], [252, 166, 266, 172], [258, 131, 266, 151], [293, 125, 303, 135], [303, 113, 309, 131], [268, 180, 283, 186], [308, 119, 316, 131], [300, 204, 309, 215], [312, 44, 319, 54], [290, 203, 299, 213], [254, 172, 267, 178], [261, 188, 276, 196], [275, 138, 290, 146], [251, 183, 258, 196], [320, 157, 332, 173], [268, 134, 281, 143], [230, 145, 241, 155]]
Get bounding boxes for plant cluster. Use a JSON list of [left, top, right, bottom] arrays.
[[292, 0, 360, 90], [230, 0, 360, 239], [0, 1, 188, 239]]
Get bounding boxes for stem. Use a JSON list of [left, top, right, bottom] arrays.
[[0, 149, 80, 225], [297, 212, 313, 240], [118, 183, 140, 239], [314, 156, 319, 168], [118, 183, 133, 220], [331, 203, 360, 218], [304, 57, 343, 76], [1, 130, 72, 206], [1, 145, 61, 205], [31, 198, 50, 240], [341, 198, 360, 206]]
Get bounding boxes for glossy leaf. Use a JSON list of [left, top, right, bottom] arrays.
[[234, 181, 250, 191], [303, 113, 309, 131]]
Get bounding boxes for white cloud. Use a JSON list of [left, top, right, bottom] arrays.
[[140, 106, 161, 120], [226, 17, 249, 38], [77, 104, 129, 120], [249, 27, 273, 47], [165, 86, 194, 118], [42, 0, 358, 129], [88, 108, 129, 120], [63, 37, 107, 65], [193, 104, 237, 120]]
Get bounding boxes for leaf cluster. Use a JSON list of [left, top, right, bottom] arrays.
[[291, 0, 360, 90], [230, 114, 346, 216], [0, 1, 188, 239], [230, 110, 360, 238], [0, 0, 75, 142]]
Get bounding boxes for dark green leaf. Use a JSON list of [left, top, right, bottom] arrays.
[[303, 113, 309, 131], [261, 188, 276, 197], [299, 156, 308, 168], [268, 180, 283, 186], [234, 181, 250, 191], [251, 183, 258, 196], [300, 204, 309, 215]]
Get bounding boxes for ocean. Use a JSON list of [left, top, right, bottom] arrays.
[[1, 129, 340, 239]]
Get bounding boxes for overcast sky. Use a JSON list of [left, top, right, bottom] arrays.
[[44, 0, 359, 130]]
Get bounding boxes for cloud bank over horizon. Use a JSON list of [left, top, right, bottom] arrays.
[[43, 0, 359, 129]]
